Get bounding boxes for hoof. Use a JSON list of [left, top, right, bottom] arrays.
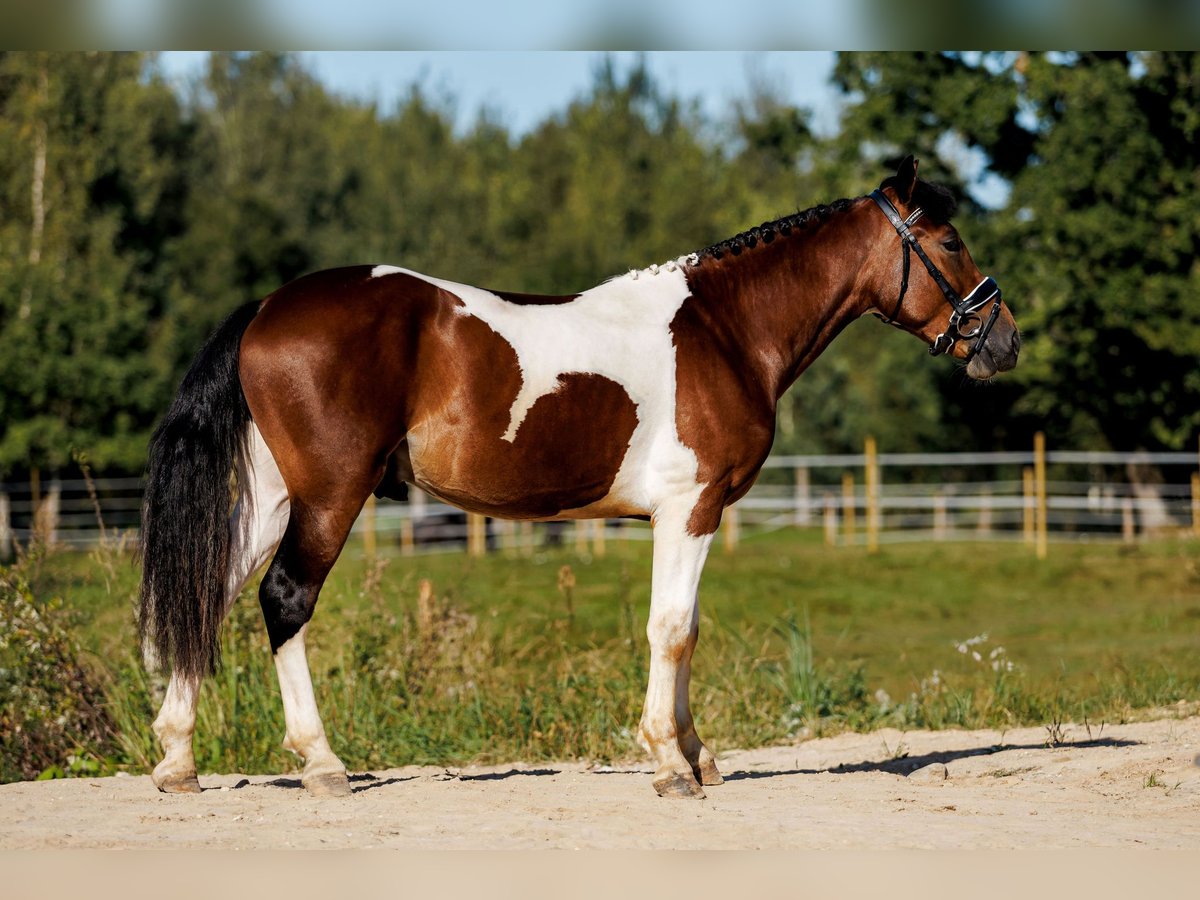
[[653, 771, 706, 800], [154, 772, 201, 794], [303, 771, 351, 798], [696, 759, 724, 786]]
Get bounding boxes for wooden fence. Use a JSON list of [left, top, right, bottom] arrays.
[[2, 434, 1199, 560]]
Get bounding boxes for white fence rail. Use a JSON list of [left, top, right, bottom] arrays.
[[2, 443, 1198, 559]]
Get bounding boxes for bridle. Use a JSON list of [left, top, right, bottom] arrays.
[[870, 189, 1003, 362]]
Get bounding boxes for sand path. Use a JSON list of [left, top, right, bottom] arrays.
[[3, 716, 1198, 849]]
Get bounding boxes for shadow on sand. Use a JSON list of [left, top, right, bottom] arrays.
[[721, 736, 1140, 782], [458, 768, 561, 781], [224, 772, 418, 794], [208, 736, 1141, 792]]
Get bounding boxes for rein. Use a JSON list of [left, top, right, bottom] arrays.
[[869, 189, 1003, 362]]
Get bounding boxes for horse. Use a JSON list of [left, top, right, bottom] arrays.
[[138, 156, 1020, 800]]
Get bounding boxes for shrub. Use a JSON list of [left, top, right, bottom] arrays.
[[0, 559, 116, 782]]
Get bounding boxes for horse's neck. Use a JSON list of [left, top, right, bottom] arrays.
[[685, 204, 872, 402]]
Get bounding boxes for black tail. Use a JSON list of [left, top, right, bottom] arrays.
[[138, 302, 261, 679]]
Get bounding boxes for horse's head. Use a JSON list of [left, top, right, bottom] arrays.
[[863, 156, 1020, 380]]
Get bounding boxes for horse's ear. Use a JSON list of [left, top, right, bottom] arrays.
[[893, 155, 919, 204]]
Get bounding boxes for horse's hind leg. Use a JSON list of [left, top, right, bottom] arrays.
[[152, 425, 290, 793], [151, 675, 203, 793], [257, 481, 375, 798]]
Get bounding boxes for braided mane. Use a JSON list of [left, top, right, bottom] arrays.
[[697, 178, 956, 262], [698, 199, 854, 261]]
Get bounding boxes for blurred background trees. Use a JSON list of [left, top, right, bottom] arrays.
[[0, 51, 1195, 479]]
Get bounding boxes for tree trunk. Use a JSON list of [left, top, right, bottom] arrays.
[[19, 56, 48, 321]]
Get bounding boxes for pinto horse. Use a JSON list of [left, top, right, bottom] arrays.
[[139, 156, 1019, 799]]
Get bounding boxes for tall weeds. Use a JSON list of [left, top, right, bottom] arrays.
[[5, 536, 1199, 782]]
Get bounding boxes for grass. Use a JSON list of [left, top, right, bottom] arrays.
[[5, 528, 1200, 782]]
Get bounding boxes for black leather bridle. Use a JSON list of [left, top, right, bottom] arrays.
[[870, 189, 1003, 362]]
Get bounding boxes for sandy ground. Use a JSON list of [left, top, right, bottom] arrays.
[[3, 716, 1199, 850]]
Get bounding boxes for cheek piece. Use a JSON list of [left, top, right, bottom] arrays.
[[870, 189, 1003, 363]]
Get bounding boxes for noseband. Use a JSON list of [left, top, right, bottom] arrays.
[[870, 189, 1003, 362]]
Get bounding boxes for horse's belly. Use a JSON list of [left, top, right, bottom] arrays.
[[405, 370, 646, 520]]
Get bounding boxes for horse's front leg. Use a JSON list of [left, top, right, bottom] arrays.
[[638, 508, 714, 799], [675, 625, 723, 786]]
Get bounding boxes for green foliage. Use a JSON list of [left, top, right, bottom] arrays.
[[0, 52, 189, 473], [833, 51, 1200, 452], [1, 51, 1196, 478], [0, 553, 116, 782]]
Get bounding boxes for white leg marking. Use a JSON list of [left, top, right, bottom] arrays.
[[151, 672, 201, 791], [274, 624, 346, 783], [640, 502, 713, 795]]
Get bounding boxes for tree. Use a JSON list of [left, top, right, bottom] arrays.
[[0, 52, 190, 473], [492, 57, 742, 293], [831, 51, 1200, 451]]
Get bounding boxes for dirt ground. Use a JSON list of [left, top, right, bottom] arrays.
[[3, 716, 1199, 850]]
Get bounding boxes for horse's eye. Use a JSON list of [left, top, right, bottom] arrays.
[[942, 239, 961, 253]]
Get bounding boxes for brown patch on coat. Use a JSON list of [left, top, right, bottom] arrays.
[[669, 293, 776, 537], [240, 267, 637, 523], [405, 304, 640, 517]]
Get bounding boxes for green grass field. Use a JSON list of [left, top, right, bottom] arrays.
[[4, 529, 1200, 782]]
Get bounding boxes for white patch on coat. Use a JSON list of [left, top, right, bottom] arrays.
[[226, 423, 291, 611], [370, 264, 706, 518]]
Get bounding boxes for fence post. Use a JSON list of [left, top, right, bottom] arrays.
[[723, 505, 739, 553], [977, 487, 992, 533], [492, 518, 511, 558], [933, 491, 948, 541], [520, 521, 534, 558], [362, 494, 377, 558], [400, 509, 415, 557], [592, 519, 606, 558], [405, 485, 426, 557], [1192, 472, 1200, 539], [864, 436, 879, 555], [1034, 431, 1048, 559], [793, 465, 810, 526], [33, 480, 60, 547], [841, 472, 856, 545], [823, 492, 838, 546], [1122, 497, 1136, 543], [1022, 467, 1035, 545], [467, 513, 487, 557], [1194, 432, 1200, 539], [0, 492, 11, 561]]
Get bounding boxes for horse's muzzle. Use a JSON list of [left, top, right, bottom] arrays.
[[966, 323, 1020, 380]]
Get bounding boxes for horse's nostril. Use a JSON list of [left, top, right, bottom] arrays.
[[1011, 330, 1021, 354]]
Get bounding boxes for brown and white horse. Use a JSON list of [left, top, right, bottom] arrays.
[[139, 157, 1019, 799]]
